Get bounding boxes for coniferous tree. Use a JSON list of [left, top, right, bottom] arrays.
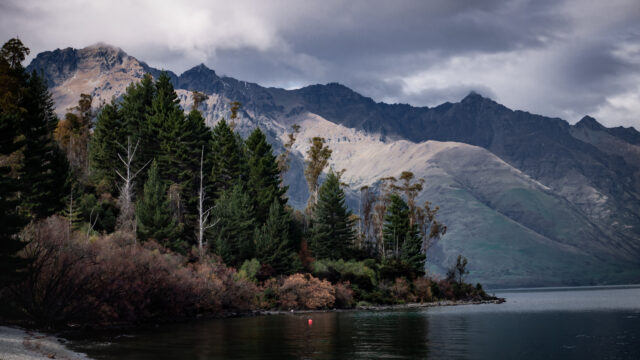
[[89, 101, 125, 194], [211, 185, 255, 266], [149, 72, 185, 185], [254, 199, 294, 273], [120, 73, 155, 193], [311, 171, 356, 260], [19, 71, 70, 219], [245, 128, 287, 224], [209, 119, 247, 196], [179, 108, 212, 234], [136, 160, 181, 250], [383, 194, 425, 276], [0, 38, 28, 286]]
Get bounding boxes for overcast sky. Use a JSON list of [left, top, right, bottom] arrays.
[[1, 0, 639, 128]]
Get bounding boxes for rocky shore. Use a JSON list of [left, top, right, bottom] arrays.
[[0, 326, 89, 360]]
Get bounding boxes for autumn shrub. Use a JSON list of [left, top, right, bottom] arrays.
[[390, 277, 414, 302], [333, 282, 355, 308], [279, 273, 335, 310], [11, 216, 259, 327], [437, 279, 455, 300], [413, 277, 433, 303]]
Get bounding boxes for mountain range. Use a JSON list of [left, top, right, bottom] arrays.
[[26, 44, 640, 287]]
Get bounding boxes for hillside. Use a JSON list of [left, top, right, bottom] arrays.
[[26, 44, 640, 287]]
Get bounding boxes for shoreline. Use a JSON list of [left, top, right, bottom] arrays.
[[0, 325, 89, 360], [261, 298, 505, 315]]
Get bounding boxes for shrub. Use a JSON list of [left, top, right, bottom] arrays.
[[238, 258, 261, 282], [333, 282, 355, 308], [390, 277, 414, 302], [279, 274, 335, 310], [10, 216, 259, 327], [313, 259, 376, 291], [413, 277, 433, 303]]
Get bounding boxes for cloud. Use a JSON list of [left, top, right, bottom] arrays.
[[1, 0, 639, 128]]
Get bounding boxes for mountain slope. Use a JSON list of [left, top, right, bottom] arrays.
[[26, 44, 640, 287]]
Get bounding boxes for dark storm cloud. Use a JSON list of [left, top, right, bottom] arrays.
[[1, 0, 639, 128]]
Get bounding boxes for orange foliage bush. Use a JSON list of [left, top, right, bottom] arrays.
[[279, 273, 335, 310]]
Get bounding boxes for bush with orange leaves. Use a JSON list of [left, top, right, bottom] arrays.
[[279, 273, 335, 310], [11, 216, 257, 327]]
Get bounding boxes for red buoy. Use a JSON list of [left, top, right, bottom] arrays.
[[308, 318, 313, 326]]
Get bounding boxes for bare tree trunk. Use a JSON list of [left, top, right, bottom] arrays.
[[197, 146, 217, 257], [115, 137, 150, 244]]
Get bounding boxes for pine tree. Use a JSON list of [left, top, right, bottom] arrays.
[[245, 128, 287, 224], [254, 199, 294, 273], [120, 73, 155, 194], [0, 38, 28, 286], [383, 194, 425, 276], [181, 109, 213, 235], [19, 71, 70, 219], [209, 119, 247, 196], [311, 171, 356, 260], [89, 100, 125, 194], [211, 185, 255, 266], [149, 72, 185, 185], [136, 160, 181, 250]]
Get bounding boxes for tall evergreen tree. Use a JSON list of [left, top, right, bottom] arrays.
[[149, 72, 185, 185], [383, 194, 425, 276], [89, 100, 124, 194], [19, 71, 70, 219], [209, 119, 247, 196], [254, 199, 294, 273], [180, 109, 213, 234], [0, 38, 28, 286], [310, 171, 356, 260], [136, 160, 181, 250], [211, 185, 255, 267], [120, 73, 155, 194], [245, 128, 287, 224]]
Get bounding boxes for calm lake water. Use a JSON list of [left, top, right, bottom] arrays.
[[68, 285, 640, 359]]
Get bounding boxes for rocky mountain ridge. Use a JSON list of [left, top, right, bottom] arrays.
[[26, 44, 640, 287]]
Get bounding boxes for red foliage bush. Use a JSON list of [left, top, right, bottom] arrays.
[[279, 273, 335, 310]]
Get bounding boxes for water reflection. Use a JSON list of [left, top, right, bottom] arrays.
[[68, 286, 640, 360]]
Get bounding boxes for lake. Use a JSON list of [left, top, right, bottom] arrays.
[[68, 285, 640, 359]]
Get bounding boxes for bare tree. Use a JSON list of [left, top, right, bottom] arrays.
[[115, 137, 150, 241], [277, 124, 300, 186], [196, 146, 218, 256], [304, 136, 332, 216], [86, 208, 99, 242]]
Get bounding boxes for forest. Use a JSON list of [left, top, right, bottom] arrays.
[[0, 38, 494, 328]]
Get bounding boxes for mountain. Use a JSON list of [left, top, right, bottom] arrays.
[[26, 44, 640, 287]]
